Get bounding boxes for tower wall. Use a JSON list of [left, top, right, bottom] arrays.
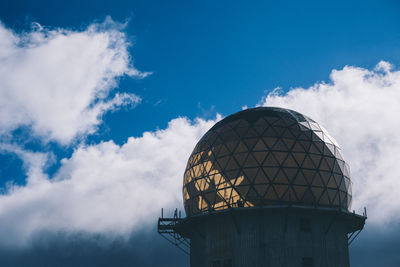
[[187, 209, 350, 267]]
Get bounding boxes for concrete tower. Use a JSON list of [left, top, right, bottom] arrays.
[[158, 107, 366, 267]]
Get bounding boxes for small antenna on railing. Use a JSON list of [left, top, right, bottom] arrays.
[[161, 208, 163, 218]]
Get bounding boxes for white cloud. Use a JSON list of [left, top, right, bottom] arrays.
[[0, 117, 217, 247], [261, 61, 400, 224], [0, 18, 147, 145]]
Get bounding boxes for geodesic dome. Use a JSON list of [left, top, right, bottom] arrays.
[[183, 107, 352, 216]]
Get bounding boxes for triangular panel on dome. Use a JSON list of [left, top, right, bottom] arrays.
[[281, 129, 296, 139], [347, 181, 352, 194], [284, 154, 299, 167], [301, 188, 315, 204], [327, 188, 338, 203], [335, 148, 344, 161], [344, 177, 351, 191], [243, 153, 259, 168], [244, 128, 259, 138], [339, 191, 347, 207], [254, 117, 267, 126], [212, 173, 223, 186], [252, 151, 268, 165], [234, 127, 249, 138], [220, 172, 236, 185], [282, 138, 295, 149], [311, 187, 324, 202], [235, 141, 248, 153], [213, 136, 225, 147], [235, 185, 251, 199], [292, 185, 307, 200], [301, 155, 316, 169], [325, 143, 335, 155], [297, 131, 311, 141], [319, 170, 330, 186], [273, 169, 289, 184], [332, 191, 340, 206], [227, 119, 241, 129], [344, 163, 351, 178], [273, 126, 286, 136], [309, 154, 322, 168], [282, 187, 296, 202], [243, 168, 259, 182], [263, 137, 278, 149], [216, 144, 230, 157], [254, 170, 268, 184], [253, 139, 268, 151], [231, 173, 245, 186], [282, 167, 298, 181], [273, 151, 288, 165], [327, 175, 337, 188], [292, 152, 306, 166], [302, 169, 316, 185], [292, 141, 306, 153], [204, 191, 216, 205], [287, 127, 301, 139], [262, 167, 279, 182], [273, 184, 288, 199], [272, 117, 288, 127], [216, 156, 231, 170], [264, 116, 280, 125], [311, 172, 324, 187], [309, 122, 322, 131], [219, 129, 238, 142], [347, 194, 352, 209], [337, 159, 346, 174], [246, 186, 260, 201], [225, 157, 239, 171], [225, 141, 239, 153], [272, 139, 287, 151], [263, 153, 279, 167], [254, 183, 269, 196], [254, 125, 268, 135], [292, 171, 308, 186], [319, 158, 332, 171], [299, 121, 311, 129], [339, 176, 346, 191], [318, 190, 330, 205], [333, 174, 343, 189], [309, 142, 322, 154], [263, 127, 279, 137], [264, 185, 279, 201], [236, 119, 250, 128], [298, 140, 311, 152], [243, 138, 259, 151], [234, 152, 248, 165], [312, 131, 324, 142]]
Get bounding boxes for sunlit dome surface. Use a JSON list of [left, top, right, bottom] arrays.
[[183, 107, 352, 216]]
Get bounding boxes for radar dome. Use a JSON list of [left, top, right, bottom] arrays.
[[183, 107, 352, 216]]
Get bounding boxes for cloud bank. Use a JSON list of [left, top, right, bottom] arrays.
[[261, 61, 400, 224], [0, 117, 216, 247], [0, 18, 146, 145]]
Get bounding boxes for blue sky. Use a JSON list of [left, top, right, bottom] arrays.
[[2, 0, 400, 139], [0, 0, 400, 266]]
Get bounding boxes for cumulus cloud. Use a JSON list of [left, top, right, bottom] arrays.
[[0, 117, 216, 247], [0, 18, 146, 145], [261, 61, 400, 224]]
